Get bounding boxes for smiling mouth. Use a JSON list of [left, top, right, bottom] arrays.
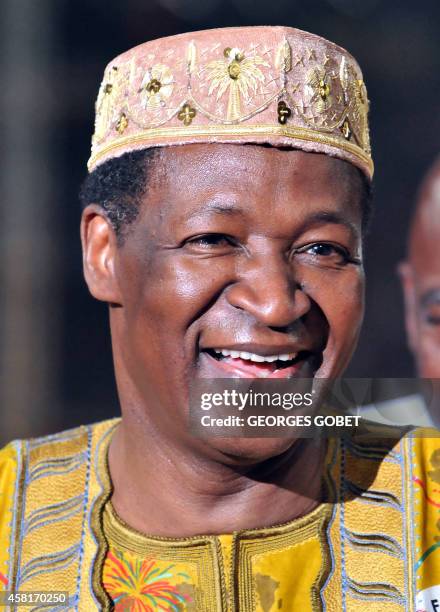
[[202, 348, 318, 379]]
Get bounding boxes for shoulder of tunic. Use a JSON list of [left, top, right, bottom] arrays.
[[0, 418, 119, 607]]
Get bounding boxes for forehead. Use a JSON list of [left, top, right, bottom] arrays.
[[411, 231, 440, 291], [158, 143, 359, 188], [410, 170, 440, 282], [147, 143, 363, 219]]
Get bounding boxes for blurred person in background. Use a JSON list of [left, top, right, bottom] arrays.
[[403, 157, 440, 379], [399, 157, 440, 423], [357, 159, 440, 429], [0, 25, 439, 611]]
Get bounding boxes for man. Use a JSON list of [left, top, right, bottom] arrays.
[[362, 159, 440, 430], [399, 158, 440, 418], [358, 160, 440, 430], [0, 26, 439, 611]]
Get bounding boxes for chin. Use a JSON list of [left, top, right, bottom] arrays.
[[207, 436, 297, 465]]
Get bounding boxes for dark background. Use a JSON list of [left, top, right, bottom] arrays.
[[1, 0, 439, 444]]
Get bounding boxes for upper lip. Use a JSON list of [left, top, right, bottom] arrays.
[[200, 342, 314, 356]]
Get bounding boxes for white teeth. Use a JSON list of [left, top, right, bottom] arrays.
[[213, 349, 297, 363]]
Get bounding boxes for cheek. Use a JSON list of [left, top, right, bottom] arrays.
[[304, 268, 364, 357], [416, 329, 440, 377], [117, 254, 236, 397], [307, 267, 364, 323], [333, 274, 365, 334], [120, 252, 233, 335]]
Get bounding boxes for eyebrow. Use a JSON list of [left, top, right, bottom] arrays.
[[421, 288, 440, 308], [186, 201, 246, 220], [186, 204, 358, 236], [294, 210, 359, 239]]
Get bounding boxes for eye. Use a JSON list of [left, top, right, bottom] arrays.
[[183, 233, 237, 252], [425, 304, 440, 325], [307, 243, 341, 257], [293, 242, 359, 266]]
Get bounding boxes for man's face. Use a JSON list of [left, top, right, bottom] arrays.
[[84, 144, 365, 460]]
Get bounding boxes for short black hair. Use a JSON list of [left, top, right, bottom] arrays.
[[79, 147, 373, 242], [79, 148, 159, 244]]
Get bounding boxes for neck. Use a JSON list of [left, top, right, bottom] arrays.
[[108, 416, 327, 537]]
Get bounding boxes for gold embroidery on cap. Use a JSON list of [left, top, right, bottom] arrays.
[[116, 113, 128, 134], [276, 40, 292, 73], [340, 60, 370, 152], [140, 64, 174, 110], [351, 77, 370, 151], [277, 101, 291, 125], [341, 118, 351, 140], [356, 79, 366, 104], [306, 67, 333, 112], [339, 57, 350, 104], [178, 104, 196, 126], [224, 47, 244, 80], [95, 65, 120, 141], [187, 41, 197, 74], [294, 53, 305, 67], [206, 47, 269, 121], [146, 79, 161, 94], [88, 122, 374, 177]]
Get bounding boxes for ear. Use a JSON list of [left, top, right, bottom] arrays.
[[80, 204, 122, 305], [397, 261, 417, 353]]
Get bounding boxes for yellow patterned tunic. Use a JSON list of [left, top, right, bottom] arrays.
[[0, 419, 439, 611]]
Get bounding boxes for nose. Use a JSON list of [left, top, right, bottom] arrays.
[[225, 252, 311, 328]]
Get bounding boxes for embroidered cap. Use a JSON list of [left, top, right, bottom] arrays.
[[88, 26, 373, 178]]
